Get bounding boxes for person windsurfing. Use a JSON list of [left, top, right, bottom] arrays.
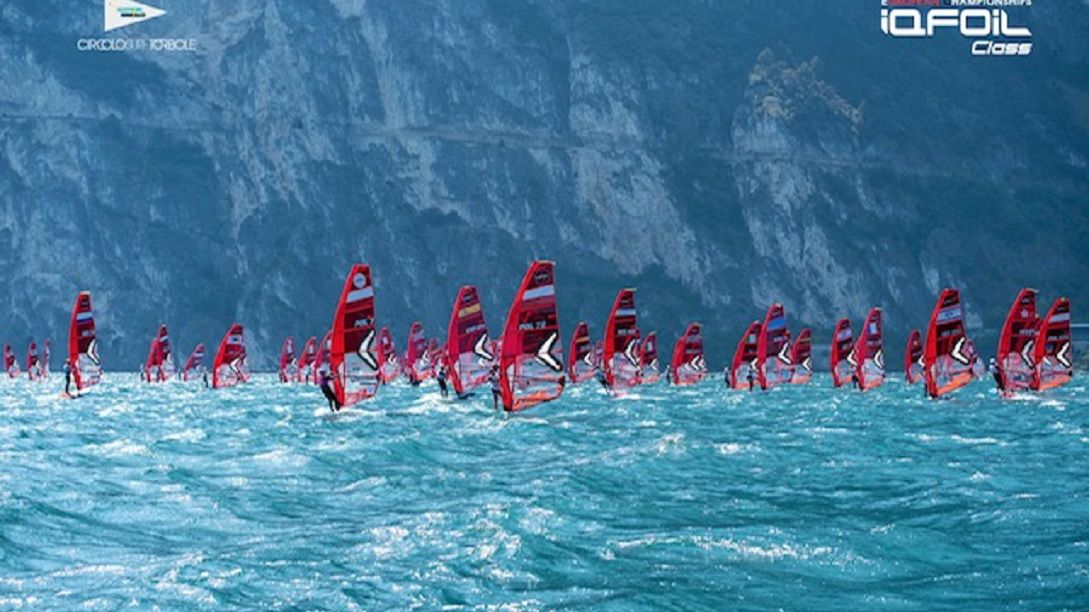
[[436, 364, 449, 399], [746, 368, 755, 392], [63, 358, 73, 397], [319, 370, 341, 412], [989, 357, 1005, 391], [489, 366, 501, 411]]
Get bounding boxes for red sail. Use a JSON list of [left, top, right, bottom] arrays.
[[145, 324, 173, 383], [3, 344, 19, 378], [376, 327, 400, 384], [279, 336, 297, 383], [728, 321, 761, 390], [592, 340, 604, 369], [638, 331, 661, 384], [313, 330, 332, 386], [404, 322, 431, 384], [68, 291, 102, 391], [329, 264, 380, 407], [670, 323, 706, 386], [567, 321, 595, 384], [756, 303, 792, 390], [924, 288, 976, 399], [603, 289, 641, 394], [904, 330, 924, 384], [296, 336, 318, 383], [212, 323, 249, 389], [854, 308, 885, 391], [1033, 297, 1073, 391], [830, 319, 853, 388], [26, 341, 40, 381], [996, 288, 1039, 394], [790, 328, 813, 384], [498, 260, 564, 411], [445, 285, 495, 396], [427, 338, 443, 377], [182, 343, 206, 382]]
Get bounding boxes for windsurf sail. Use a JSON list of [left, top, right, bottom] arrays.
[[313, 330, 332, 385], [1033, 297, 1073, 392], [790, 328, 813, 384], [26, 341, 40, 381], [854, 308, 885, 391], [296, 336, 318, 383], [924, 288, 976, 399], [593, 340, 604, 369], [212, 323, 249, 389], [445, 285, 495, 396], [904, 329, 924, 384], [3, 344, 19, 378], [603, 289, 641, 395], [756, 303, 792, 390], [42, 339, 51, 378], [567, 321, 596, 385], [329, 264, 380, 407], [68, 291, 102, 391], [996, 288, 1039, 394], [376, 327, 400, 384], [427, 339, 443, 377], [638, 331, 660, 384], [405, 322, 431, 384], [728, 321, 761, 390], [498, 260, 565, 411], [669, 323, 706, 386], [144, 324, 173, 383], [830, 318, 853, 388], [182, 343, 206, 381], [279, 336, 297, 383]]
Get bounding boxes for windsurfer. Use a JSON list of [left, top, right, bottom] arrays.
[[437, 365, 449, 399], [489, 367, 501, 411], [319, 371, 341, 412], [63, 359, 73, 396], [989, 357, 1004, 391], [746, 368, 755, 391]]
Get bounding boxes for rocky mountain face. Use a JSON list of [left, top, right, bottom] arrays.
[[0, 0, 1086, 368]]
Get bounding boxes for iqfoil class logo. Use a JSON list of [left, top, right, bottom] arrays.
[[104, 0, 165, 32], [880, 0, 1034, 57]]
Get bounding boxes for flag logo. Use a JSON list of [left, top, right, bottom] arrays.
[[104, 0, 166, 32]]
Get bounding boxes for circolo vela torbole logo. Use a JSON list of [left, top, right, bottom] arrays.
[[880, 0, 1034, 57], [78, 0, 196, 52]]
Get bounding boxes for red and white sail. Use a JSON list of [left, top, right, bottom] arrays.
[[313, 330, 332, 385], [830, 318, 853, 388], [603, 289, 641, 395], [296, 336, 317, 383], [42, 340, 51, 378], [427, 339, 443, 377], [212, 323, 249, 389], [329, 264, 380, 407], [376, 327, 400, 384], [445, 285, 495, 396], [3, 344, 19, 378], [904, 330, 924, 384], [1032, 297, 1073, 392], [498, 260, 564, 411], [638, 331, 660, 384], [728, 321, 761, 390], [404, 322, 431, 384], [924, 288, 976, 399], [26, 341, 41, 381], [182, 343, 206, 381], [145, 324, 174, 383], [68, 291, 102, 391], [567, 321, 596, 385], [854, 308, 885, 391], [996, 288, 1039, 394], [670, 323, 706, 386], [756, 303, 792, 390], [790, 328, 813, 384], [278, 336, 297, 382]]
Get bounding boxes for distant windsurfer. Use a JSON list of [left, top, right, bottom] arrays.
[[595, 368, 610, 392], [989, 357, 1005, 391], [746, 368, 755, 392], [62, 359, 73, 396], [436, 365, 449, 399], [319, 371, 341, 412], [489, 367, 502, 411]]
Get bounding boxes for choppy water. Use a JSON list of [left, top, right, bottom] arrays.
[[0, 374, 1086, 609]]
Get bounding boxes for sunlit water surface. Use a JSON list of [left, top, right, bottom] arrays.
[[0, 374, 1086, 608]]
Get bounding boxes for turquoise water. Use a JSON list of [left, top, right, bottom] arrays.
[[0, 374, 1086, 609]]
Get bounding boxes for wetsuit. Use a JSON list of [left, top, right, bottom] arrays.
[[437, 368, 448, 399], [320, 374, 341, 412], [489, 372, 502, 411], [746, 370, 755, 392], [63, 363, 72, 395]]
